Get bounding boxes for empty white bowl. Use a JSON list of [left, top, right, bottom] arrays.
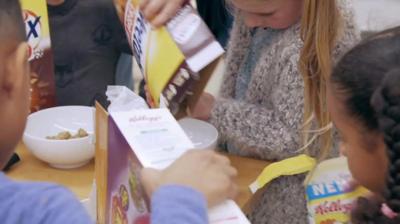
[[23, 106, 95, 169], [178, 118, 218, 150]]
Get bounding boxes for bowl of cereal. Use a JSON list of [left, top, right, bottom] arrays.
[[23, 106, 95, 169]]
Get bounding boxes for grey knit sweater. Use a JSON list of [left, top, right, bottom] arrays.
[[209, 1, 360, 223]]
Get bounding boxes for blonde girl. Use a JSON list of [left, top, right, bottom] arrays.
[[189, 0, 360, 223]]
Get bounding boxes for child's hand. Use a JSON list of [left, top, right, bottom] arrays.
[[141, 150, 238, 207], [140, 0, 186, 27], [188, 93, 215, 121]]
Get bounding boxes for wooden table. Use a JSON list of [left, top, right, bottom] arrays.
[[7, 143, 95, 199], [6, 143, 269, 208], [227, 154, 269, 208]]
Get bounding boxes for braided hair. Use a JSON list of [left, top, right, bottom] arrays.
[[372, 68, 400, 207], [331, 26, 400, 223]]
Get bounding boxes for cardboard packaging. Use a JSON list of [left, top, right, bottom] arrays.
[[21, 0, 57, 112], [122, 1, 224, 114], [306, 157, 369, 223], [95, 103, 250, 224]]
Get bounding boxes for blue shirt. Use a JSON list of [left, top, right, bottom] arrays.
[[0, 173, 207, 224], [0, 173, 208, 224], [0, 173, 93, 224], [151, 185, 208, 224]]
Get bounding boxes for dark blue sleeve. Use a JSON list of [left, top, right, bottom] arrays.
[[151, 185, 208, 224]]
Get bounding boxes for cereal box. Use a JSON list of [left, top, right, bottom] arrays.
[[21, 0, 56, 112], [306, 157, 369, 224], [95, 103, 250, 224], [122, 1, 224, 114]]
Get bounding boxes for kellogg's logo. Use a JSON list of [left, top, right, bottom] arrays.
[[129, 115, 162, 123], [23, 10, 43, 61]]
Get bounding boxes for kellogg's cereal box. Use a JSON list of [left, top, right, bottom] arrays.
[[306, 157, 369, 224], [122, 1, 223, 114], [21, 0, 56, 112], [95, 102, 251, 224]]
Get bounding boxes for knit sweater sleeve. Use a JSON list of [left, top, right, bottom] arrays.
[[210, 50, 305, 161]]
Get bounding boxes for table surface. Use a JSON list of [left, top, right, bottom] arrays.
[[6, 143, 269, 208], [7, 143, 95, 199]]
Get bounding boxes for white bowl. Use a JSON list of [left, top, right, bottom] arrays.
[[178, 118, 219, 150], [23, 106, 95, 169]]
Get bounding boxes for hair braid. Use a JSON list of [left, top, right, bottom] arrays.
[[366, 68, 400, 223], [350, 69, 400, 224], [331, 26, 400, 224]]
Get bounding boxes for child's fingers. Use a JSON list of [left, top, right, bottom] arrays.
[[140, 168, 162, 196], [139, 0, 151, 10], [211, 161, 237, 180], [217, 173, 238, 203], [150, 1, 181, 27], [213, 153, 231, 166], [222, 166, 238, 178], [142, 0, 164, 21], [228, 183, 239, 199], [343, 179, 361, 191]]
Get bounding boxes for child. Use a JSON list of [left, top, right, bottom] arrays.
[[141, 1, 359, 222], [0, 1, 92, 222], [328, 26, 400, 223], [46, 0, 132, 106], [189, 0, 359, 223], [0, 1, 236, 223]]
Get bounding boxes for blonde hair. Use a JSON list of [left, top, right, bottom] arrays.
[[299, 0, 340, 160]]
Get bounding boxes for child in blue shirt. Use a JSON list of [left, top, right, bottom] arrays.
[[0, 1, 92, 223]]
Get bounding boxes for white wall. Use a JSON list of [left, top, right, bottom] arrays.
[[353, 0, 400, 32]]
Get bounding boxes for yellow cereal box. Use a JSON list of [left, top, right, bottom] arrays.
[[123, 1, 224, 114], [306, 157, 369, 224], [21, 0, 56, 112]]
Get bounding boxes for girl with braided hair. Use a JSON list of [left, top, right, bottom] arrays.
[[329, 26, 400, 223]]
